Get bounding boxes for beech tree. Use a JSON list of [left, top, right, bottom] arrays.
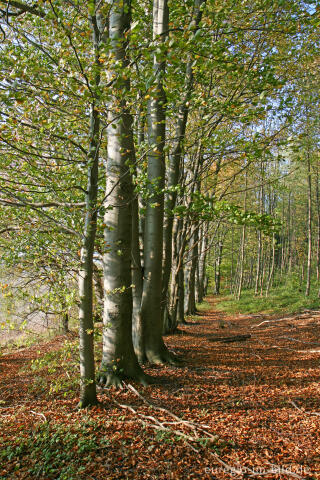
[[97, 0, 149, 386]]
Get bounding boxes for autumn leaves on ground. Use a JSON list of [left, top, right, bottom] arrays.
[[1, 298, 319, 480]]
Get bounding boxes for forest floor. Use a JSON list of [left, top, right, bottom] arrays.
[[0, 297, 319, 480]]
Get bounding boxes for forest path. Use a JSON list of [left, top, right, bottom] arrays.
[[0, 297, 319, 479]]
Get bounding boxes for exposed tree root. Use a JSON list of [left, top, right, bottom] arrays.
[[78, 395, 99, 409], [97, 368, 154, 388], [145, 349, 183, 366]]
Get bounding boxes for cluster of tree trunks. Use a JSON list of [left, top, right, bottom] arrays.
[[78, 0, 209, 406]]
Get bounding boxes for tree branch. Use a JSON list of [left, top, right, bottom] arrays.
[[0, 0, 45, 18]]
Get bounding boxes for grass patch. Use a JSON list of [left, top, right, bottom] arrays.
[[196, 299, 212, 312], [215, 282, 320, 315]]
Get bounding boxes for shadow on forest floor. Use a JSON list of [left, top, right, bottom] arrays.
[[1, 297, 320, 479]]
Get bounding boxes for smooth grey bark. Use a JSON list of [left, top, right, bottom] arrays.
[[177, 265, 185, 324], [162, 0, 206, 321], [287, 193, 292, 273], [203, 274, 209, 297], [195, 224, 203, 303], [265, 189, 276, 296], [230, 225, 234, 294], [132, 103, 145, 361], [131, 192, 144, 361], [195, 261, 200, 304], [167, 216, 189, 330], [305, 151, 312, 297], [166, 215, 189, 331], [260, 244, 266, 296], [98, 0, 149, 385], [236, 172, 247, 301], [247, 257, 255, 289], [197, 222, 208, 303], [78, 8, 101, 408], [184, 242, 192, 313], [236, 224, 246, 301], [185, 225, 198, 315], [163, 216, 179, 332], [315, 164, 320, 284], [214, 240, 223, 295], [181, 152, 202, 315], [255, 163, 264, 295], [140, 0, 177, 364], [188, 228, 198, 314], [254, 230, 262, 295], [265, 234, 275, 297], [78, 118, 98, 406]]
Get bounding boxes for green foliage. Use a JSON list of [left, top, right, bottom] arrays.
[[0, 420, 110, 480], [27, 339, 80, 396], [173, 192, 280, 234]]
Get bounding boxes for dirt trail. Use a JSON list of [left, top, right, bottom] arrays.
[[0, 297, 319, 479]]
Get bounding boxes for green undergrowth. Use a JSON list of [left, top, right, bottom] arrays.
[[26, 339, 80, 397], [216, 281, 320, 315], [0, 419, 110, 480], [184, 299, 212, 322], [20, 331, 103, 397], [2, 329, 56, 351], [196, 299, 212, 312]]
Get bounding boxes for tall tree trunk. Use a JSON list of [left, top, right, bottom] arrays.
[[78, 7, 101, 408], [305, 151, 312, 297], [132, 104, 145, 361], [315, 163, 320, 284], [185, 225, 198, 315], [98, 0, 149, 386], [255, 232, 262, 296], [247, 257, 254, 289], [140, 0, 176, 364], [255, 165, 264, 295], [164, 216, 180, 332], [169, 217, 188, 330], [236, 172, 247, 301], [230, 225, 234, 294], [214, 240, 223, 295], [197, 222, 209, 303], [162, 0, 205, 321], [265, 234, 275, 297], [260, 246, 266, 296], [132, 194, 144, 361], [177, 266, 185, 324], [287, 193, 292, 273]]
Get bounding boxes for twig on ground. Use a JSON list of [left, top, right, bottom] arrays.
[[255, 339, 304, 352], [252, 317, 295, 328], [30, 410, 47, 422], [121, 384, 304, 479], [289, 400, 320, 417], [125, 383, 217, 438], [279, 336, 320, 346]]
